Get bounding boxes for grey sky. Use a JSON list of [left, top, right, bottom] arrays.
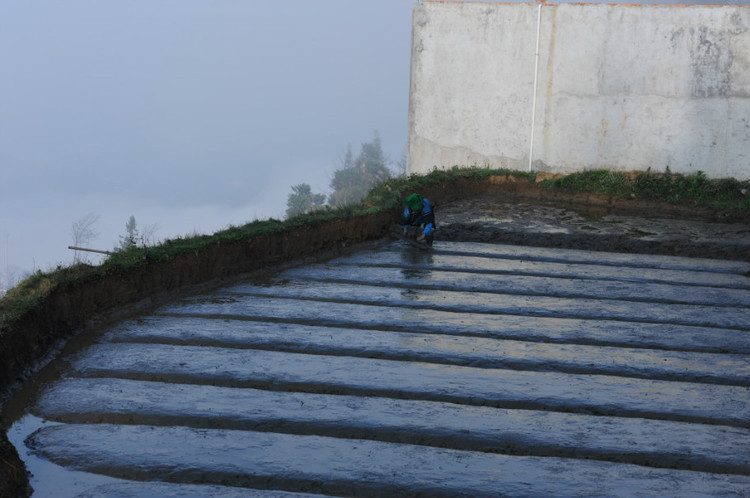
[[1, 0, 414, 281], [1, 0, 747, 286], [2, 1, 412, 205]]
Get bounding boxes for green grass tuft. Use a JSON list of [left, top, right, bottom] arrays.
[[543, 169, 631, 197], [541, 168, 750, 214]]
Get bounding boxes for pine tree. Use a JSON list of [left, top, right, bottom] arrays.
[[328, 132, 390, 208], [285, 183, 326, 219], [118, 215, 139, 250]]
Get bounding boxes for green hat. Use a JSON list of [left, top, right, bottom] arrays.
[[404, 193, 424, 211]]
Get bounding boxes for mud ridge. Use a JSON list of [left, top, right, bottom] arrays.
[[359, 262, 750, 288], [438, 224, 750, 262], [66, 342, 750, 428], [154, 310, 749, 354], [222, 290, 750, 328], [263, 276, 749, 307], [35, 394, 750, 475], [102, 336, 750, 387]]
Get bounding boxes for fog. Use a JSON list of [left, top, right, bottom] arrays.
[[1, 0, 746, 289], [0, 0, 416, 285]]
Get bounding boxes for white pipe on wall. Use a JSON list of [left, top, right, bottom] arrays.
[[409, 2, 749, 180], [528, 2, 543, 173]]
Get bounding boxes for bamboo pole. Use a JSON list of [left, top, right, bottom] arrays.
[[68, 246, 115, 256]]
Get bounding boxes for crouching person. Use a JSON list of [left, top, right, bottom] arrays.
[[401, 193, 436, 246]]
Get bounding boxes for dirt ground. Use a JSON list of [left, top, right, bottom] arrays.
[[435, 194, 750, 263]]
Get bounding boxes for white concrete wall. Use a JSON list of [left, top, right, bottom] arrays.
[[408, 1, 750, 179]]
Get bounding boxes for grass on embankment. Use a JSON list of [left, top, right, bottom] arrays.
[[543, 167, 750, 213], [1, 166, 748, 334]]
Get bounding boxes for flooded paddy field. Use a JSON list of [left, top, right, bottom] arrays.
[[3, 239, 750, 497]]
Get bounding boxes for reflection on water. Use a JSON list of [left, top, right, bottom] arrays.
[[401, 268, 430, 280], [399, 247, 434, 281], [7, 414, 128, 498], [400, 289, 420, 301]]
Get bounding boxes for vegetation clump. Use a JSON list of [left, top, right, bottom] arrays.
[[327, 135, 392, 209], [541, 168, 750, 214], [285, 132, 393, 218]]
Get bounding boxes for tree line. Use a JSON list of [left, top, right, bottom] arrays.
[[50, 133, 398, 276], [285, 132, 402, 219]]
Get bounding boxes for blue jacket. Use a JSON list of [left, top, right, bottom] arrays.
[[401, 198, 435, 236]]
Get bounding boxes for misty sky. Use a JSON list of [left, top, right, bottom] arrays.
[[1, 0, 746, 286], [1, 0, 416, 281]]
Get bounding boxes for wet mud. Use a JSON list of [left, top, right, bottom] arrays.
[[437, 197, 750, 262], [3, 239, 750, 497]]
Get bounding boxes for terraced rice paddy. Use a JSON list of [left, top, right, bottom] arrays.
[[5, 240, 750, 497]]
